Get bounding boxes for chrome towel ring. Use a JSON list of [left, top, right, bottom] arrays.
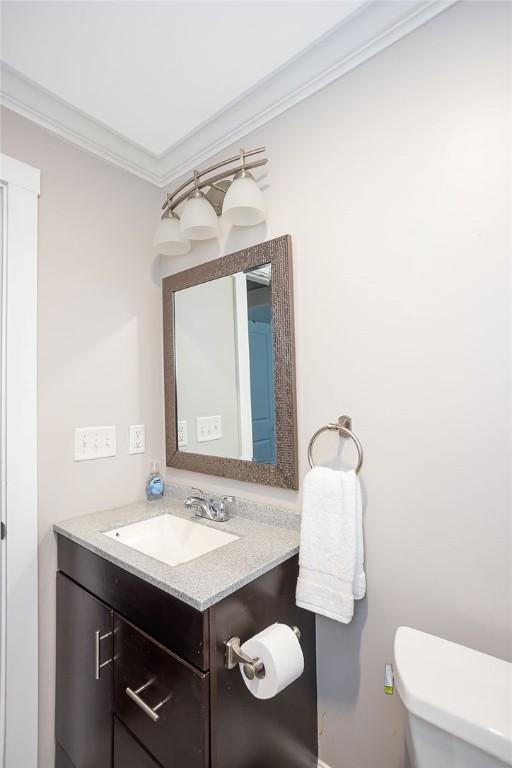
[[308, 415, 364, 473]]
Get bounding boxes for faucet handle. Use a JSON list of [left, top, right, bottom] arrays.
[[190, 487, 205, 499], [216, 495, 235, 516]]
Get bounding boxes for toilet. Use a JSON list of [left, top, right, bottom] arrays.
[[394, 627, 512, 767]]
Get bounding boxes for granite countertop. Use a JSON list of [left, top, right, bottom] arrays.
[[54, 494, 300, 612]]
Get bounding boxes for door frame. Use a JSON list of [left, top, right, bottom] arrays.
[[0, 153, 39, 768], [232, 273, 253, 461]]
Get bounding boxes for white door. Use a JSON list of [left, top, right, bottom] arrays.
[[0, 155, 39, 768]]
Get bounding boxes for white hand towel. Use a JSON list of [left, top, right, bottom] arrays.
[[296, 466, 365, 623]]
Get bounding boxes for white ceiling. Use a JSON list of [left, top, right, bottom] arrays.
[[0, 1, 457, 185], [1, 1, 359, 155]]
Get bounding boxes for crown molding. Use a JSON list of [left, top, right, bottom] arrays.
[[0, 64, 163, 185], [0, 0, 458, 189], [157, 0, 459, 187]]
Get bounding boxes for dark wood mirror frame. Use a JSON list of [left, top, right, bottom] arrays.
[[162, 234, 298, 489]]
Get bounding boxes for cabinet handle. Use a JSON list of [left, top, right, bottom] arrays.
[[126, 680, 169, 723], [94, 630, 113, 680]]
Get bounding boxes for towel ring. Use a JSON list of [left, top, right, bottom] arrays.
[[308, 415, 363, 473]]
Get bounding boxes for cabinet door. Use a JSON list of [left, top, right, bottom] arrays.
[[56, 572, 113, 768], [113, 718, 161, 768], [209, 556, 318, 768]]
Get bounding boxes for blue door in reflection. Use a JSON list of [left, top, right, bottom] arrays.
[[248, 302, 275, 464]]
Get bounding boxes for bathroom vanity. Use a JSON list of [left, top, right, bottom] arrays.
[[54, 496, 317, 768]]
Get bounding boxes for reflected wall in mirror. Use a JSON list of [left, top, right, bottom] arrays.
[[174, 264, 275, 463], [163, 235, 298, 489]]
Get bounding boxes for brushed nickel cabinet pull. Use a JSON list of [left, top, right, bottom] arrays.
[[126, 680, 169, 723], [94, 630, 113, 680]]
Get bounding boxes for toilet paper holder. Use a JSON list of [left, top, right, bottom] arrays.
[[225, 626, 301, 681]]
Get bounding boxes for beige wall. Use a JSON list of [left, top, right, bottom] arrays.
[[162, 3, 512, 766], [0, 109, 165, 768]]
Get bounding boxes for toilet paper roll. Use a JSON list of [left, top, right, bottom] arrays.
[[239, 623, 304, 700]]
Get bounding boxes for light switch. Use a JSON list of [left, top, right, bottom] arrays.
[[74, 426, 116, 461], [178, 420, 188, 448], [129, 425, 145, 454], [196, 415, 222, 443]]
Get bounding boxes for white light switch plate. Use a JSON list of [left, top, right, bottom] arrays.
[[196, 415, 222, 443], [129, 424, 145, 454], [178, 420, 188, 448], [74, 426, 116, 461]]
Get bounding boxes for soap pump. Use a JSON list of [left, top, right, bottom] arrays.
[[145, 461, 164, 501]]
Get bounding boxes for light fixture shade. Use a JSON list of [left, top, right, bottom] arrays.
[[153, 216, 191, 256], [179, 194, 219, 240], [222, 174, 265, 226]]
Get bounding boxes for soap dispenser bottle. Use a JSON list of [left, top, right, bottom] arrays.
[[145, 461, 164, 501]]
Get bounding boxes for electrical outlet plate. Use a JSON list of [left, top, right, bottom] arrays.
[[178, 420, 188, 448], [74, 426, 116, 461], [129, 424, 145, 455], [196, 415, 222, 443]]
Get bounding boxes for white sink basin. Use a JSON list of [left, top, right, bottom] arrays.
[[103, 513, 239, 567]]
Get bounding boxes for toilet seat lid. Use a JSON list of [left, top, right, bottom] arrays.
[[394, 627, 512, 765]]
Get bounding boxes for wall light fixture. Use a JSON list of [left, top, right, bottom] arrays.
[[154, 147, 267, 256]]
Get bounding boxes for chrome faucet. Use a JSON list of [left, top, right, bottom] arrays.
[[184, 489, 235, 523]]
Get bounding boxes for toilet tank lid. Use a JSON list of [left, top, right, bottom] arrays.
[[394, 627, 512, 765]]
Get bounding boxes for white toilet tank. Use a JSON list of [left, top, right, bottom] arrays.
[[394, 627, 512, 768]]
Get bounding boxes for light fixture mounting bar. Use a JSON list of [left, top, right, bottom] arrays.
[[161, 146, 267, 217], [162, 158, 267, 218]]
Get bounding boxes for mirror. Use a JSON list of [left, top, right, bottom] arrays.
[[163, 235, 298, 489]]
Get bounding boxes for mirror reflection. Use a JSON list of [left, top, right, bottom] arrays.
[[174, 264, 275, 463]]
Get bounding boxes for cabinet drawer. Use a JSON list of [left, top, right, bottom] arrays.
[[114, 718, 162, 768], [114, 616, 209, 768]]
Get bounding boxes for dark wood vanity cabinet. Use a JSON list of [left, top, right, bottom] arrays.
[[55, 535, 317, 768]]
